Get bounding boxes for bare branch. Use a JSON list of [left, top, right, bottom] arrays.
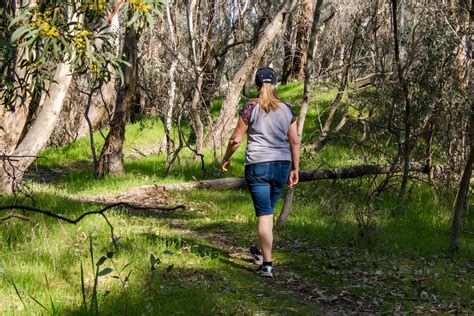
[[0, 212, 33, 222], [0, 203, 186, 248]]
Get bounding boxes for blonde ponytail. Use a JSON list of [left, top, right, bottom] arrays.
[[257, 83, 280, 113]]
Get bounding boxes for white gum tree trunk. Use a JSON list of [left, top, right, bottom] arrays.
[[1, 63, 73, 193]]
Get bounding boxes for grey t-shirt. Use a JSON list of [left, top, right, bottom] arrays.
[[239, 101, 296, 165]]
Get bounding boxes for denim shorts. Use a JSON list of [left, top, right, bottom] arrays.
[[245, 161, 291, 217]]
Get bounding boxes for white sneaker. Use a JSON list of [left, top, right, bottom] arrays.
[[250, 245, 263, 265], [256, 265, 273, 278]]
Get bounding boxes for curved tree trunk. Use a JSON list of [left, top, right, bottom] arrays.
[[205, 0, 299, 149], [95, 25, 139, 178], [1, 63, 73, 193]]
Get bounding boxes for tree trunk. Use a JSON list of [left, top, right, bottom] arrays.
[[75, 77, 116, 139], [0, 0, 36, 156], [277, 187, 295, 228], [391, 0, 412, 198], [1, 63, 73, 193], [205, 0, 299, 149], [297, 0, 325, 139], [450, 0, 473, 251], [242, 0, 271, 95], [73, 9, 121, 140], [280, 0, 325, 223], [186, 0, 206, 157], [281, 9, 295, 85], [95, 25, 139, 178], [163, 3, 178, 162], [290, 0, 312, 81], [0, 94, 30, 155], [450, 124, 473, 251], [189, 73, 205, 156]]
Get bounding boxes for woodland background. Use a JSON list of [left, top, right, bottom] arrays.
[[0, 0, 473, 314]]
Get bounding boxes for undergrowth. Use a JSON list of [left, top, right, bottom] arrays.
[[1, 84, 473, 314]]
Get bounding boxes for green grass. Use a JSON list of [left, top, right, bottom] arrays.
[[1, 83, 473, 314]]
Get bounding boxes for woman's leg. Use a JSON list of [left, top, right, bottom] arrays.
[[270, 161, 291, 209], [245, 162, 275, 268], [258, 214, 273, 262]]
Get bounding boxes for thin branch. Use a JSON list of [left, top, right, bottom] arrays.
[[0, 212, 33, 222], [0, 203, 186, 248]]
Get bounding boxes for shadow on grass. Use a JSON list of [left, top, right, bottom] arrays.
[[57, 224, 318, 315], [60, 263, 314, 315]]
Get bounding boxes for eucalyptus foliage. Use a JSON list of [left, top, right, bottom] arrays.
[[0, 0, 163, 110]]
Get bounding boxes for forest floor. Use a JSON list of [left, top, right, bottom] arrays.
[[2, 164, 471, 315], [1, 83, 473, 314]]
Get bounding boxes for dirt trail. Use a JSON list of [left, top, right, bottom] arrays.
[[166, 217, 375, 314]]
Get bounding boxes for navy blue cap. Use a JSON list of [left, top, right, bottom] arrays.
[[255, 67, 277, 87]]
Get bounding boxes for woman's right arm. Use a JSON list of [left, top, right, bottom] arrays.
[[221, 117, 248, 172], [288, 121, 300, 188]]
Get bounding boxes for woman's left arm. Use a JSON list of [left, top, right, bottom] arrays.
[[221, 117, 248, 172]]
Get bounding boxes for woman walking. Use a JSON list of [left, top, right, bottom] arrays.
[[221, 67, 300, 278]]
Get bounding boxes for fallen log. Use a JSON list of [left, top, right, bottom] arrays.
[[299, 162, 428, 181], [126, 162, 430, 193]]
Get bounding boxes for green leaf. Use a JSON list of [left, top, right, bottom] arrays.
[[51, 39, 59, 57], [98, 268, 113, 276], [116, 67, 125, 86], [127, 12, 140, 27], [18, 34, 38, 48], [25, 28, 40, 39], [121, 262, 132, 271], [9, 12, 29, 28], [166, 264, 174, 273], [27, 293, 49, 312], [60, 37, 69, 50], [42, 40, 51, 59], [11, 25, 32, 43], [96, 256, 107, 266], [124, 270, 132, 283], [27, 48, 35, 62]]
